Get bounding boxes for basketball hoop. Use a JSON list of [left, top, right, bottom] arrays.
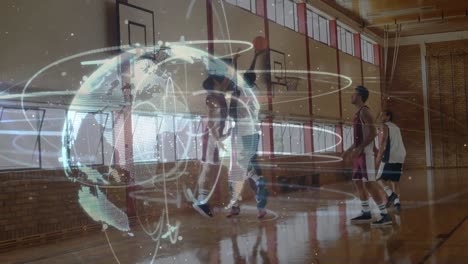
[[285, 76, 300, 91]]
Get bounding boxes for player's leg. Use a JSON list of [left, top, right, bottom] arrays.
[[226, 129, 245, 217], [365, 153, 392, 226], [350, 153, 373, 223], [377, 162, 396, 207], [379, 163, 398, 208], [192, 132, 218, 217], [243, 134, 268, 218], [196, 162, 217, 204], [226, 168, 245, 217], [383, 180, 398, 208], [392, 163, 403, 211], [351, 178, 372, 223]]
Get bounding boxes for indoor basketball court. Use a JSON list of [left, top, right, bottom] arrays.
[[0, 0, 467, 263]]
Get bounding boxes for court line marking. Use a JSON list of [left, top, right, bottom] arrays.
[[418, 215, 468, 264]]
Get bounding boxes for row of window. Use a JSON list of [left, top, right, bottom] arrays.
[[224, 0, 376, 63], [225, 0, 257, 13], [0, 107, 359, 170], [0, 108, 114, 170]]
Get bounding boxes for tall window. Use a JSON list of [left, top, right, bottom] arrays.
[[41, 108, 67, 168], [273, 122, 305, 155], [337, 25, 354, 56], [176, 117, 201, 160], [67, 111, 111, 166], [132, 114, 159, 162], [361, 37, 375, 64], [343, 125, 354, 151], [226, 0, 257, 14], [313, 123, 337, 152], [306, 9, 330, 45], [267, 0, 299, 31], [0, 108, 44, 169]]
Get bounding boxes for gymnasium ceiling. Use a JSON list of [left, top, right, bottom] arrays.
[[323, 0, 468, 37]]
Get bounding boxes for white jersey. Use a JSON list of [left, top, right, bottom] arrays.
[[235, 86, 260, 137], [382, 121, 406, 164]]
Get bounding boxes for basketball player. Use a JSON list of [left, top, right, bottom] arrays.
[[376, 110, 406, 211], [192, 75, 232, 217], [225, 50, 269, 219], [344, 86, 392, 226]]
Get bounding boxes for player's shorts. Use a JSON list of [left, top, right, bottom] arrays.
[[352, 151, 376, 181], [376, 162, 403, 182], [201, 130, 219, 165]]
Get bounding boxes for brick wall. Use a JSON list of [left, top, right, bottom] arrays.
[[0, 156, 347, 249], [0, 169, 126, 244], [385, 45, 427, 168], [384, 41, 468, 169], [426, 40, 468, 168]]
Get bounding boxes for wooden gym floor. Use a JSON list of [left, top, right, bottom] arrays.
[[0, 168, 467, 264]]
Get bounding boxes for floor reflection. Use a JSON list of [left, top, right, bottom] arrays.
[[1, 168, 468, 264]]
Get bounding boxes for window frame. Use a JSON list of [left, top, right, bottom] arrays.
[[273, 121, 306, 155], [312, 122, 338, 153], [360, 35, 376, 64], [337, 25, 355, 56], [306, 7, 331, 45], [267, 0, 299, 32]]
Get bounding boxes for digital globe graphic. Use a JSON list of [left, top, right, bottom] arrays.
[[52, 41, 258, 261]]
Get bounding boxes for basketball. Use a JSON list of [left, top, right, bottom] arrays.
[[253, 36, 268, 51]]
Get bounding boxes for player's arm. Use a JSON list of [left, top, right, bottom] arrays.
[[342, 128, 356, 157], [206, 97, 222, 141], [356, 107, 377, 154], [219, 127, 232, 140], [375, 123, 389, 165], [343, 141, 355, 154]]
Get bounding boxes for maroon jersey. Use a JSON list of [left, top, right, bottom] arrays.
[[352, 105, 376, 181], [353, 105, 368, 148]]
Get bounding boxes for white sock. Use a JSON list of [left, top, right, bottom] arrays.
[[248, 169, 260, 182], [197, 165, 209, 198], [361, 200, 370, 213], [394, 198, 400, 204], [198, 188, 209, 204], [229, 181, 245, 205], [395, 214, 401, 226], [378, 203, 388, 214], [384, 186, 392, 197]]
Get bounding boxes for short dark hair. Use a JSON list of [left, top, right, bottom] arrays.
[[243, 71, 256, 87], [203, 75, 225, 90], [383, 110, 393, 121], [355, 85, 369, 103]]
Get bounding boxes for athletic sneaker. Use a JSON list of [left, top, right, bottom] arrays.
[[256, 178, 269, 210], [371, 213, 392, 227], [394, 203, 401, 212], [386, 193, 398, 208], [226, 206, 240, 218], [350, 211, 372, 223], [257, 209, 267, 219], [193, 203, 213, 218]]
